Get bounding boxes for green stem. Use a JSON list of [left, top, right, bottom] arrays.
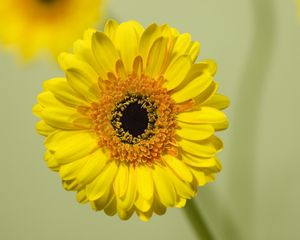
[[184, 200, 215, 240]]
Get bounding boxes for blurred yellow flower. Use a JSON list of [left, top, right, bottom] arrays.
[[0, 0, 104, 58], [33, 20, 229, 221]]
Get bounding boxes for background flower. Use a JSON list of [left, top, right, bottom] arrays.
[[0, 0, 104, 59]]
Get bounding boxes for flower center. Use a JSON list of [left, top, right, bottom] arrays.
[[111, 95, 157, 144], [90, 71, 179, 165]]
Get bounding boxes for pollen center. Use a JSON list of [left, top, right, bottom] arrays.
[[90, 73, 178, 165], [120, 102, 148, 137], [111, 95, 157, 144]]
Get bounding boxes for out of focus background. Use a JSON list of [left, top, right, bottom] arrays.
[[0, 0, 299, 239]]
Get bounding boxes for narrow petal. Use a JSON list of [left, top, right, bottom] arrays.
[[115, 21, 144, 72], [138, 24, 160, 62], [153, 197, 167, 215], [136, 209, 153, 222], [135, 194, 152, 213], [86, 161, 118, 201], [177, 107, 229, 130], [76, 149, 109, 185], [45, 131, 98, 164], [43, 78, 88, 107], [189, 168, 207, 186], [104, 19, 119, 43], [136, 165, 154, 200], [176, 122, 214, 141], [163, 55, 192, 90], [44, 151, 59, 171], [118, 165, 137, 211], [36, 120, 55, 136], [91, 32, 119, 76], [73, 28, 100, 75], [171, 73, 213, 103], [165, 167, 196, 199], [113, 163, 129, 199], [182, 153, 218, 168], [92, 187, 113, 211], [65, 67, 100, 103], [179, 139, 216, 158], [152, 165, 176, 207], [163, 155, 193, 182], [59, 157, 87, 181], [41, 106, 91, 130], [145, 37, 168, 78], [202, 94, 230, 110]]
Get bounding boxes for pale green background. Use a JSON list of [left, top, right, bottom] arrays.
[[0, 0, 299, 239]]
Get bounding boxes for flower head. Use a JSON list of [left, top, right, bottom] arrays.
[[0, 0, 103, 58], [33, 20, 229, 221]]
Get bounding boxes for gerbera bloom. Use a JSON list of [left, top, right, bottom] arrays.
[[33, 20, 229, 221], [0, 0, 104, 58]]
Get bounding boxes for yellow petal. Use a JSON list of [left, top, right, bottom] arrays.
[[43, 78, 88, 107], [179, 139, 216, 158], [62, 179, 80, 191], [135, 194, 152, 212], [171, 73, 213, 103], [36, 120, 55, 136], [166, 166, 196, 199], [118, 165, 137, 211], [182, 153, 218, 168], [73, 28, 100, 75], [202, 94, 230, 110], [194, 81, 218, 105], [136, 209, 153, 222], [104, 197, 117, 216], [163, 55, 192, 90], [152, 165, 176, 207], [153, 197, 167, 215], [113, 163, 129, 199], [176, 122, 214, 141], [65, 67, 100, 103], [190, 168, 207, 186], [210, 135, 224, 152], [175, 198, 187, 208], [115, 21, 144, 72], [37, 91, 62, 108], [76, 149, 109, 185], [136, 165, 154, 200], [52, 131, 98, 165], [41, 105, 91, 130], [104, 19, 119, 43], [189, 41, 200, 62], [92, 187, 113, 211], [163, 155, 193, 182], [86, 161, 118, 201], [91, 32, 119, 76], [177, 107, 229, 130], [145, 37, 168, 78], [172, 33, 191, 58], [138, 23, 160, 62], [76, 188, 88, 204], [117, 206, 135, 220], [44, 151, 59, 171], [59, 157, 87, 181]]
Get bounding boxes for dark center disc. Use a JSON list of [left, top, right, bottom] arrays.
[[119, 102, 149, 138]]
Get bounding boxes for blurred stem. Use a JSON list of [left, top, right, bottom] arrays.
[[184, 200, 215, 240]]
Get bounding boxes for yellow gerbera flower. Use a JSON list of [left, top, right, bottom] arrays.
[[33, 20, 229, 221], [0, 0, 103, 58]]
